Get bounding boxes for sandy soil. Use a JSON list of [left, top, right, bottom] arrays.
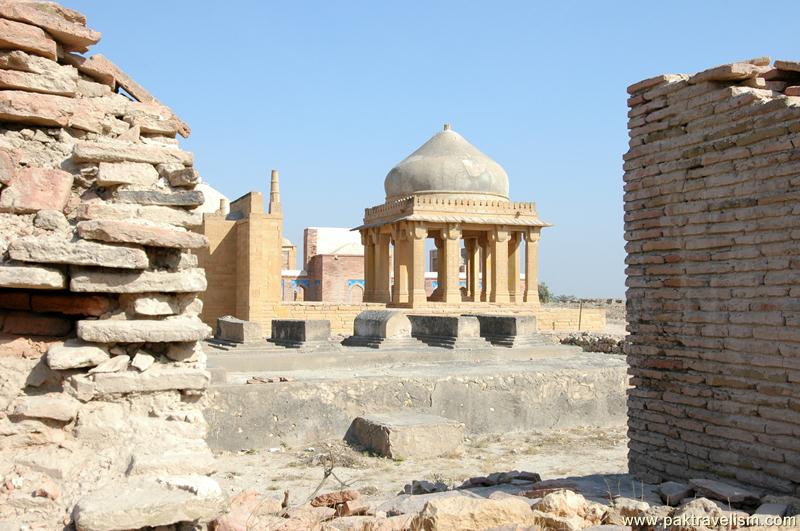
[[211, 425, 632, 507]]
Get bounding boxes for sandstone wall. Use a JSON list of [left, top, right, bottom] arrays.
[[624, 58, 800, 496], [0, 3, 223, 528], [252, 302, 604, 336]]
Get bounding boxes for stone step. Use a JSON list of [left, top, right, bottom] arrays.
[[340, 336, 425, 350], [413, 334, 492, 350]]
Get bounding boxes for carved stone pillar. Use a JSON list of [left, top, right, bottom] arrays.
[[465, 238, 480, 302], [490, 227, 510, 303], [443, 224, 462, 303], [374, 232, 391, 303], [480, 235, 492, 302], [524, 228, 541, 307], [508, 232, 522, 303], [409, 223, 427, 307], [391, 224, 409, 305], [361, 229, 375, 301]]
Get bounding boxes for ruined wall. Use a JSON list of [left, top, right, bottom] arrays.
[[625, 58, 800, 496], [0, 3, 224, 528]]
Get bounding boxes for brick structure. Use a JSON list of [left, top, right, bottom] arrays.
[[197, 170, 283, 327], [0, 3, 224, 527], [624, 58, 800, 496]]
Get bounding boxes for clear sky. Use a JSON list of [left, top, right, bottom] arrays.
[[67, 1, 799, 298]]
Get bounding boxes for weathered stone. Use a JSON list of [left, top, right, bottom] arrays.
[[2, 311, 72, 335], [70, 268, 207, 293], [689, 478, 760, 504], [0, 147, 15, 185], [33, 209, 69, 231], [47, 339, 109, 370], [0, 65, 77, 95], [130, 351, 154, 372], [124, 103, 185, 137], [166, 341, 203, 362], [88, 355, 129, 374], [408, 315, 489, 349], [0, 167, 73, 213], [775, 60, 800, 73], [92, 366, 210, 395], [689, 62, 767, 84], [8, 236, 149, 268], [157, 163, 199, 187], [126, 439, 216, 476], [114, 189, 204, 207], [311, 489, 359, 508], [346, 412, 464, 459], [216, 316, 263, 343], [0, 88, 71, 126], [412, 496, 536, 531], [31, 293, 110, 316], [0, 263, 65, 289], [76, 200, 202, 228], [210, 490, 283, 531], [72, 141, 193, 165], [611, 497, 649, 518], [0, 18, 56, 60], [10, 393, 79, 422], [77, 219, 208, 249], [270, 319, 330, 348], [657, 481, 693, 506], [95, 161, 158, 186], [343, 310, 422, 349], [133, 294, 179, 316], [670, 498, 725, 531], [72, 475, 225, 531], [0, 0, 100, 52], [77, 317, 211, 343]]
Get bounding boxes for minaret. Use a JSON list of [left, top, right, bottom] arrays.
[[269, 169, 281, 215]]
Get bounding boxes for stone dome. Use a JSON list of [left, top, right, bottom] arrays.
[[384, 125, 510, 202]]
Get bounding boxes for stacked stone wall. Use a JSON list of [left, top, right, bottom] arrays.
[[624, 58, 800, 496], [0, 3, 223, 527]]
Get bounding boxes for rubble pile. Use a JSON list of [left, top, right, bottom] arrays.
[[0, 1, 221, 528], [210, 476, 800, 530]]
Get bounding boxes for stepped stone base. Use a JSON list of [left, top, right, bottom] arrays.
[[341, 335, 425, 349], [346, 412, 465, 459]]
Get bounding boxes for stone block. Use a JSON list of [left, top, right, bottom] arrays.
[[0, 65, 77, 96], [216, 316, 263, 343], [72, 141, 193, 165], [92, 366, 210, 396], [114, 189, 204, 207], [72, 475, 225, 531], [132, 294, 179, 316], [77, 317, 211, 343], [77, 219, 208, 249], [346, 412, 464, 459], [469, 314, 546, 348], [689, 478, 761, 504], [70, 268, 207, 293], [0, 167, 73, 213], [0, 263, 66, 289], [77, 201, 202, 229], [0, 18, 57, 60], [10, 393, 80, 422], [0, 1, 100, 52], [408, 315, 490, 349], [342, 310, 422, 349], [95, 161, 158, 186], [47, 339, 109, 370], [269, 319, 330, 348], [0, 89, 70, 126], [8, 236, 148, 269]]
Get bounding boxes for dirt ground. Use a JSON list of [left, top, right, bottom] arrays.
[[211, 424, 631, 507]]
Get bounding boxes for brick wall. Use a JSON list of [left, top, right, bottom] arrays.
[[624, 59, 800, 496]]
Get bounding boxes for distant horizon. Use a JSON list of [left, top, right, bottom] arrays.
[[67, 0, 800, 299]]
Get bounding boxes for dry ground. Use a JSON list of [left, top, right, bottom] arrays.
[[211, 424, 630, 506]]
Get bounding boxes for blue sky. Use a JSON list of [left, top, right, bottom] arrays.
[[68, 1, 799, 298]]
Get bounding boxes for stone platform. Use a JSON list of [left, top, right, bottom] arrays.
[[203, 345, 627, 452]]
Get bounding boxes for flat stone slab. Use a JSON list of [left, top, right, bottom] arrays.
[[77, 219, 208, 249], [689, 478, 761, 505], [92, 367, 210, 396], [346, 412, 464, 459], [0, 263, 65, 289], [70, 267, 207, 293], [72, 475, 225, 531], [216, 316, 262, 343], [8, 236, 149, 269], [77, 317, 211, 343], [270, 319, 330, 348]]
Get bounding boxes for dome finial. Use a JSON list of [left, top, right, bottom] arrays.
[[443, 123, 451, 131]]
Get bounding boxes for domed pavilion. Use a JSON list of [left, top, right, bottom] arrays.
[[357, 124, 549, 309]]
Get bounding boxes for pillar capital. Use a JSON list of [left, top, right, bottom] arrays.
[[489, 226, 510, 243], [410, 222, 428, 241], [524, 228, 541, 243], [444, 223, 461, 241]]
